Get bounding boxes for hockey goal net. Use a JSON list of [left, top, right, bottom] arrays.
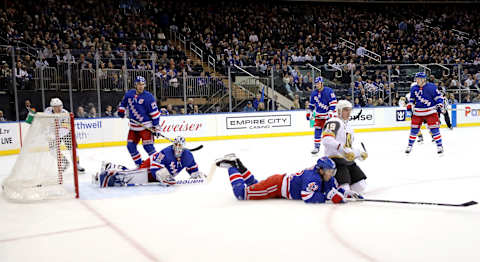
[[2, 112, 79, 201]]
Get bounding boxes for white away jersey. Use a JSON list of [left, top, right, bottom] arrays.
[[321, 117, 361, 160]]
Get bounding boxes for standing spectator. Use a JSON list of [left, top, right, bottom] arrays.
[[104, 105, 113, 117], [0, 110, 6, 121], [15, 62, 29, 90]]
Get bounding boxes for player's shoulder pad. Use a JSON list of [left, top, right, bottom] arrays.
[[323, 117, 342, 136]]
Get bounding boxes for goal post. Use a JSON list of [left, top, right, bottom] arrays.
[[2, 112, 79, 201]]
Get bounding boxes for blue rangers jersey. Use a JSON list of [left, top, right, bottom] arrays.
[[281, 167, 339, 203], [308, 87, 337, 119], [408, 82, 444, 116], [148, 145, 199, 178], [118, 89, 160, 131]]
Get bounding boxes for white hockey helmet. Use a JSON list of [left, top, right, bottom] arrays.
[[50, 98, 63, 107], [173, 136, 186, 158], [336, 100, 353, 115]]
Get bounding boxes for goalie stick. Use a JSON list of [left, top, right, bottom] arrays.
[[128, 118, 203, 152], [357, 199, 477, 207], [124, 163, 217, 186]]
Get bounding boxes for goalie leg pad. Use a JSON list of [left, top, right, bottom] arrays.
[[99, 169, 148, 187]]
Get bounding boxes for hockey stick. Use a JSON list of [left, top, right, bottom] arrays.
[[124, 178, 207, 187], [125, 164, 217, 187], [352, 109, 363, 120], [358, 199, 477, 207], [361, 142, 367, 153], [129, 119, 203, 152]]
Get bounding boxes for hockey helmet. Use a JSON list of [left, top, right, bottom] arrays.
[[415, 72, 427, 79], [50, 98, 63, 107], [336, 100, 352, 115], [173, 136, 186, 158], [134, 76, 146, 84], [314, 76, 324, 84], [315, 156, 336, 175]]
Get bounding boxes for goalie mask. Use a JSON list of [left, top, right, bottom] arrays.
[[173, 136, 186, 158]]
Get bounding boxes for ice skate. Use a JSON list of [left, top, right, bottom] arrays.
[[311, 147, 320, 155], [215, 153, 238, 168], [405, 145, 412, 155], [437, 146, 444, 156]]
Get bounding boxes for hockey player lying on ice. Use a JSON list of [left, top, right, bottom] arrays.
[[93, 136, 206, 187], [215, 154, 363, 203]]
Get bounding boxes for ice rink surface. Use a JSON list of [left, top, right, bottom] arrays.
[[1, 127, 479, 262]]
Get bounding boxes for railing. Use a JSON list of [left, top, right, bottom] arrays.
[[190, 42, 203, 63], [451, 29, 470, 41], [339, 38, 355, 51], [416, 63, 431, 75], [363, 49, 381, 63], [208, 55, 216, 72]]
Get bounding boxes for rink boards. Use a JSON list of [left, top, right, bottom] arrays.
[[1, 103, 479, 156]]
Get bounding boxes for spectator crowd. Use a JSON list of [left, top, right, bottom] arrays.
[[1, 0, 480, 120]]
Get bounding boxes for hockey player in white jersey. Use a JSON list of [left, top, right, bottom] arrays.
[[321, 100, 368, 193], [45, 98, 85, 173]]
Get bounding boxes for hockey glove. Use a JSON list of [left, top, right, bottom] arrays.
[[406, 104, 413, 114], [327, 110, 336, 119], [306, 110, 312, 121], [342, 189, 364, 199], [360, 152, 368, 161], [153, 126, 162, 138], [190, 171, 206, 180], [326, 188, 345, 204], [343, 147, 356, 161], [436, 104, 446, 114]]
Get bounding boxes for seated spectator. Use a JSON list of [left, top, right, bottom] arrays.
[[88, 107, 98, 118], [77, 106, 87, 118], [193, 105, 201, 114], [253, 93, 263, 110], [19, 100, 35, 120], [104, 105, 113, 117], [257, 102, 265, 111], [186, 98, 195, 114], [0, 110, 6, 121], [243, 101, 256, 112]]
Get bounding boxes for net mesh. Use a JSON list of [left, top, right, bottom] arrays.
[[2, 112, 77, 201]]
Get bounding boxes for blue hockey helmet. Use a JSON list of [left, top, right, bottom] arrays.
[[134, 76, 146, 84], [314, 76, 324, 84], [314, 156, 336, 174], [415, 72, 427, 79]]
